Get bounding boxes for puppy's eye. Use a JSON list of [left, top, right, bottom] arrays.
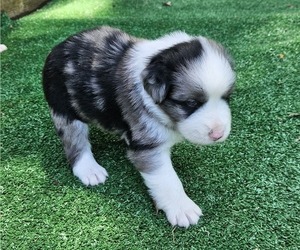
[[168, 98, 205, 110], [222, 85, 234, 103], [222, 94, 231, 103], [185, 99, 198, 108]]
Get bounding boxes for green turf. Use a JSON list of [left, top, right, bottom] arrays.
[[1, 0, 300, 249]]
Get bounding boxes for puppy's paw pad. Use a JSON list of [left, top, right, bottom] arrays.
[[73, 159, 108, 186], [165, 196, 202, 228]]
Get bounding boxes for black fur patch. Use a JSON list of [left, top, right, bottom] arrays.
[[124, 130, 161, 151], [143, 39, 203, 104], [148, 39, 203, 71]]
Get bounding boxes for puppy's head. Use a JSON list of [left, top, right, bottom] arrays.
[[142, 37, 235, 145]]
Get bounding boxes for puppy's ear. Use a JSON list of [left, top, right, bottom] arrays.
[[141, 62, 171, 104]]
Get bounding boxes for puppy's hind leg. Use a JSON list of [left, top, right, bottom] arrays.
[[51, 111, 108, 186]]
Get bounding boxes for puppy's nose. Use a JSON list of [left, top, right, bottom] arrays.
[[209, 130, 224, 141]]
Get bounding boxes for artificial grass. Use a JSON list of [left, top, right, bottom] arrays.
[[1, 0, 299, 249]]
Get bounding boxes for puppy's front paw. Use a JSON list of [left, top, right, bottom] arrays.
[[73, 154, 108, 186], [163, 195, 202, 228]]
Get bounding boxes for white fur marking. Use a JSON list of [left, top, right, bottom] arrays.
[[73, 152, 108, 186], [198, 37, 235, 96], [64, 61, 75, 75]]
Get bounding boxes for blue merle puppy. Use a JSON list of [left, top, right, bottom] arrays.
[[43, 26, 235, 228]]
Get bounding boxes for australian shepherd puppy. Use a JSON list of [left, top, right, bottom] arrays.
[[43, 26, 235, 228]]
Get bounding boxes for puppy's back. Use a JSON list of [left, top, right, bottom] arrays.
[[42, 26, 137, 129]]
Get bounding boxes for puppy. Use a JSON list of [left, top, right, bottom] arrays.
[[43, 26, 235, 228]]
